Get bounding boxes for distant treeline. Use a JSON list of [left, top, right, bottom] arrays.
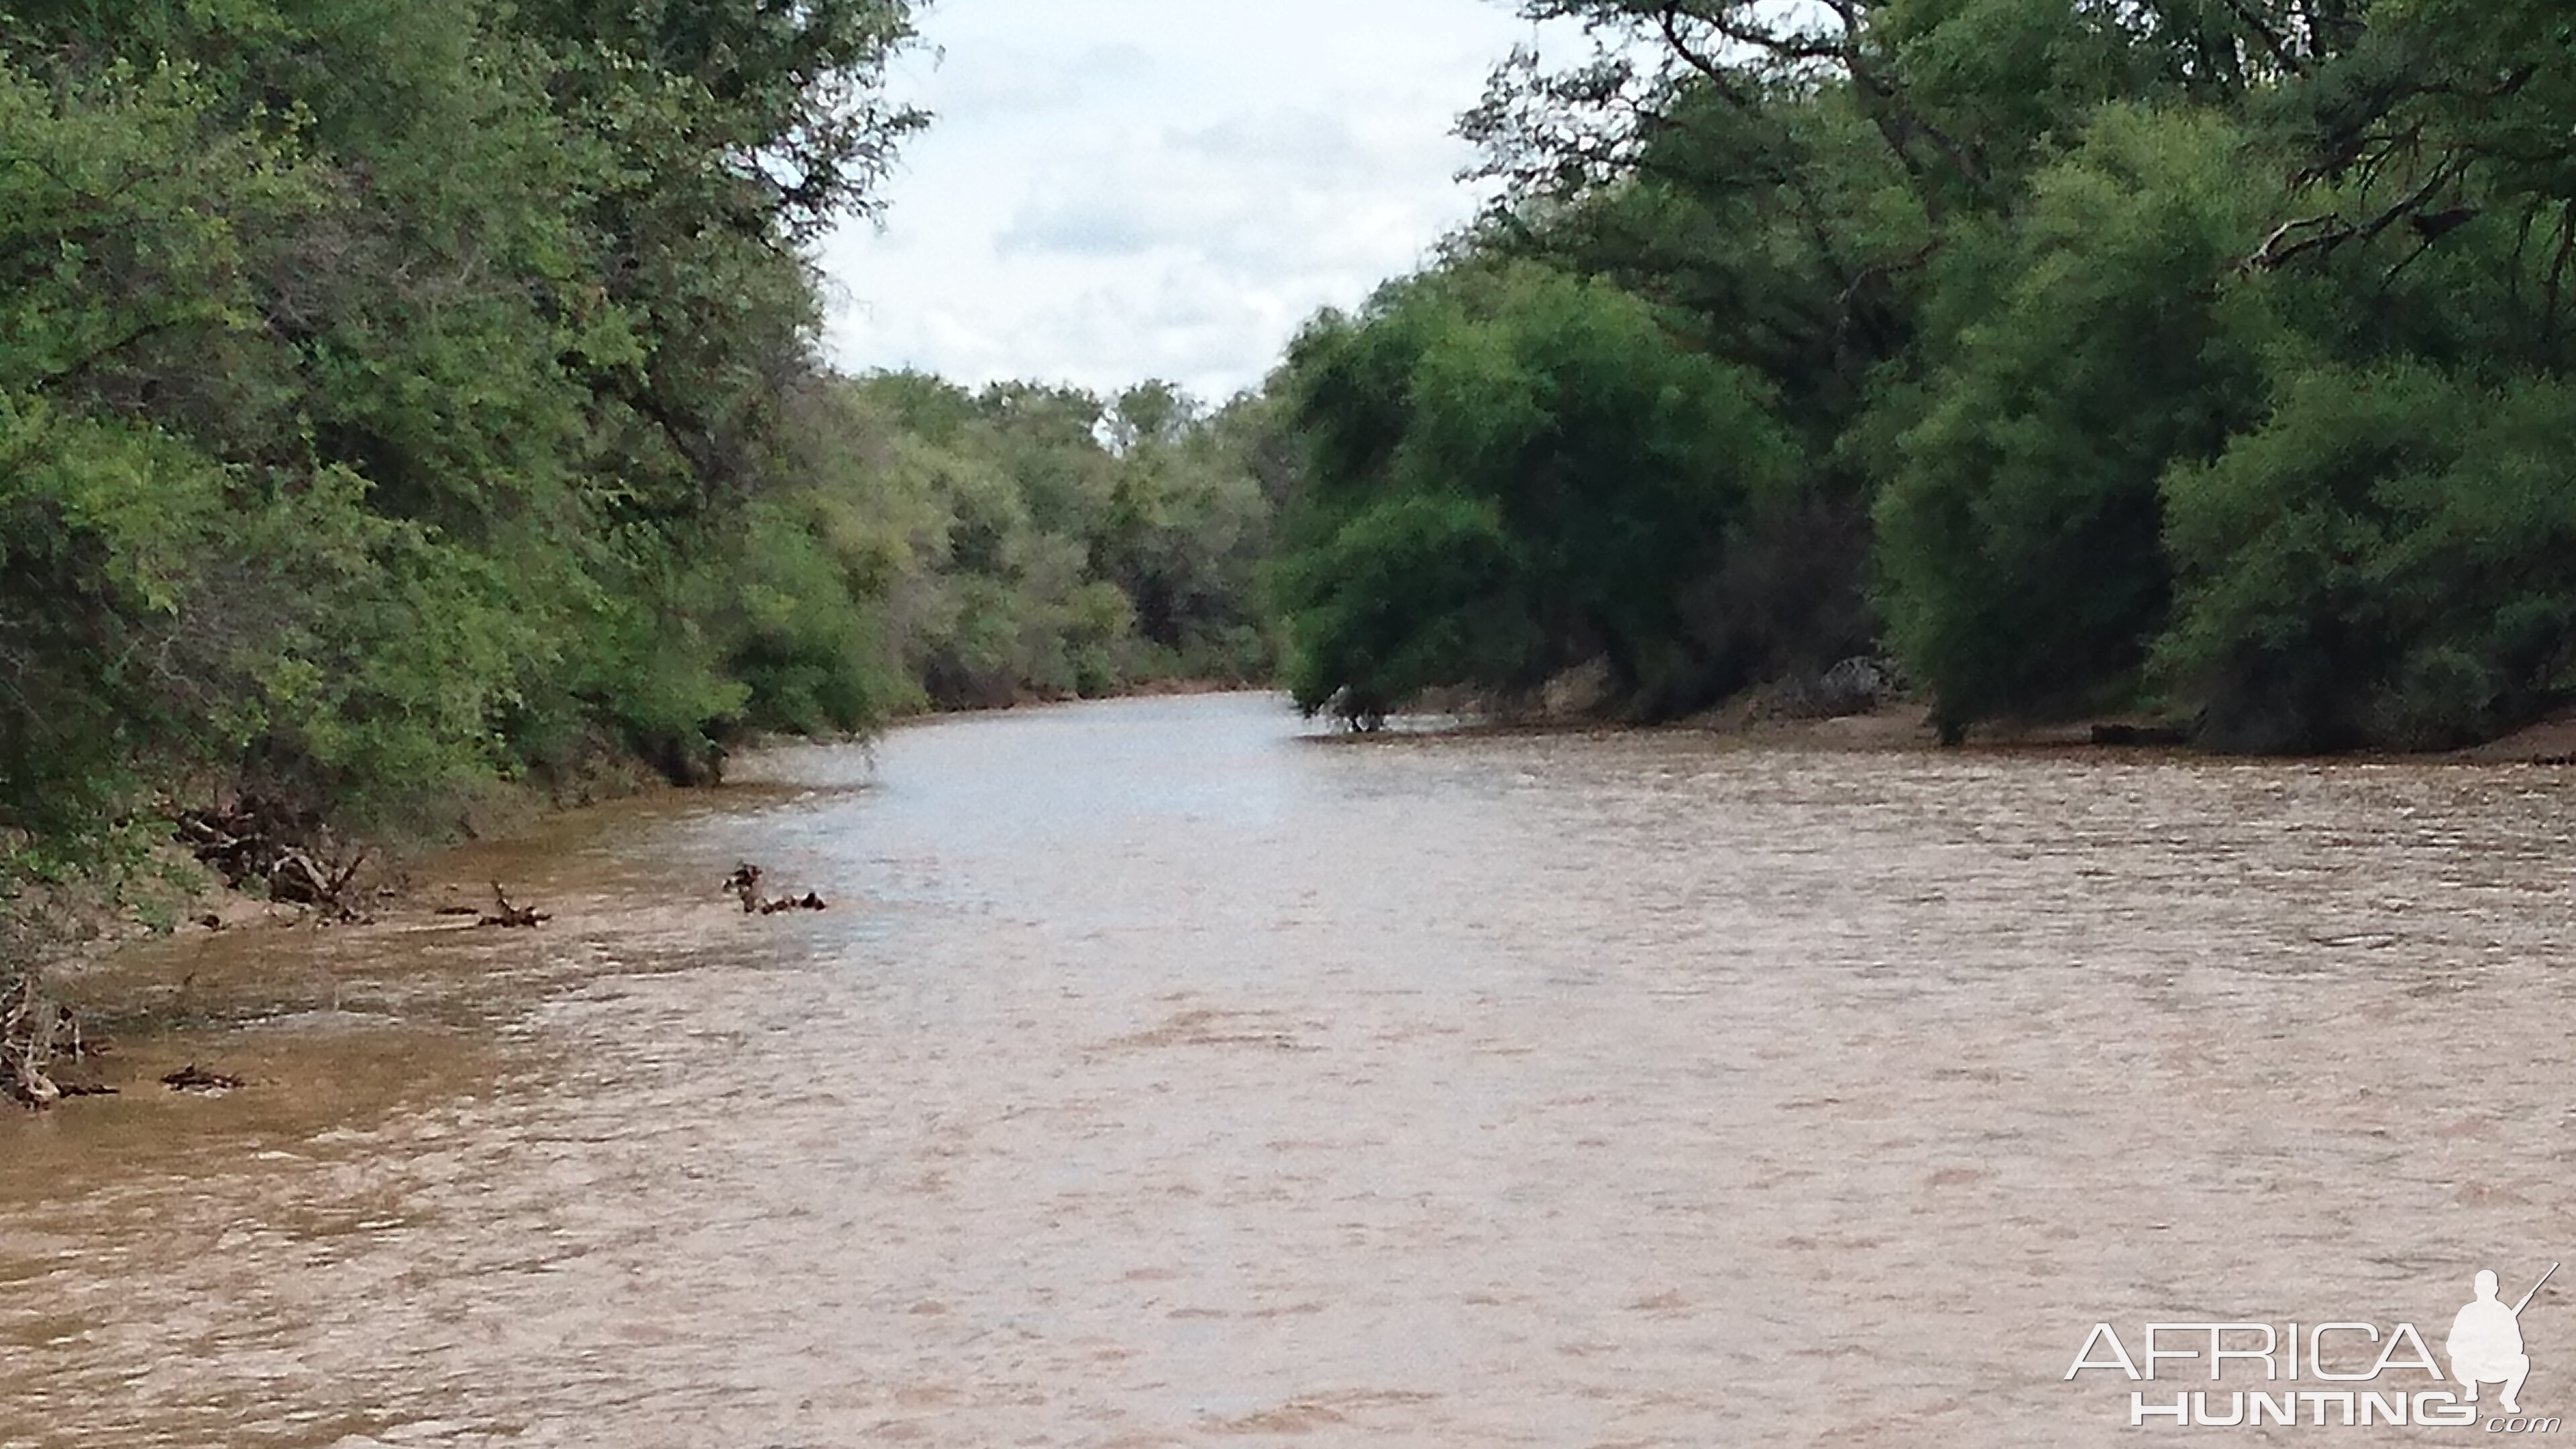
[[0, 0, 1277, 902], [1268, 0, 2576, 752], [822, 374, 1285, 712]]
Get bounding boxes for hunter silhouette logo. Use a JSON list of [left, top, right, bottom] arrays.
[[2068, 1260, 2562, 1430], [2452, 1264, 2555, 1415]]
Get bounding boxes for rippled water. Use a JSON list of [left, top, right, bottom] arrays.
[[5, 693, 2575, 1445]]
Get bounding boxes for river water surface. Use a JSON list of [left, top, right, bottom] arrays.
[[5, 693, 2575, 1445]]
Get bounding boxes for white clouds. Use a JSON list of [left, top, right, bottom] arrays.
[[1177, 110, 1366, 171], [816, 0, 1545, 401], [995, 196, 1159, 259]]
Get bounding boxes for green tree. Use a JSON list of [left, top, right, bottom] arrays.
[[0, 0, 928, 897], [1273, 263, 1794, 723], [2159, 362, 2576, 750], [1873, 105, 2273, 734]]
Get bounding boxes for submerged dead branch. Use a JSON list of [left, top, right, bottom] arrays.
[[161, 1063, 242, 1093], [476, 881, 549, 928], [3, 965, 60, 1107], [724, 862, 828, 915], [2, 965, 111, 1107]]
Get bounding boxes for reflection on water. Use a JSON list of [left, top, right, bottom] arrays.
[[5, 693, 2575, 1446]]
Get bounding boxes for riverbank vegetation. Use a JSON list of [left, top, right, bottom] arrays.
[[15, 0, 2576, 995], [1270, 0, 2576, 753], [0, 1, 1280, 957]]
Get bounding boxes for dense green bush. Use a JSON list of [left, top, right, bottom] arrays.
[[1316, 0, 2576, 748], [1873, 106, 2271, 733], [2161, 364, 2576, 751], [1271, 263, 1794, 722]]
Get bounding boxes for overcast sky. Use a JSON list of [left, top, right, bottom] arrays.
[[814, 0, 1548, 404]]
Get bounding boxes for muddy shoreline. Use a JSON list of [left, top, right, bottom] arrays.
[[1327, 692, 2576, 765]]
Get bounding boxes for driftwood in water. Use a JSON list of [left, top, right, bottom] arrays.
[[161, 1063, 243, 1093], [176, 797, 369, 920], [3, 966, 60, 1107], [1, 969, 110, 1108], [476, 882, 549, 928], [724, 862, 828, 915]]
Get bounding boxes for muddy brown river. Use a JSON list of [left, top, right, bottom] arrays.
[[5, 693, 2575, 1445]]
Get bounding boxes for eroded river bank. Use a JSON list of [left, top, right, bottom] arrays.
[[5, 692, 2574, 1446]]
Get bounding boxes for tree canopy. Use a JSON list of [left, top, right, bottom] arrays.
[[1271, 0, 2576, 747], [1273, 263, 1792, 724], [0, 1, 1280, 908]]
